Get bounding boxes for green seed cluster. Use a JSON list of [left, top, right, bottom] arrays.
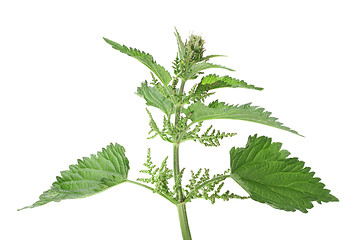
[[183, 169, 248, 204], [137, 149, 175, 200], [183, 83, 216, 104], [183, 122, 237, 147], [146, 109, 173, 142], [136, 151, 248, 204], [150, 73, 171, 100]]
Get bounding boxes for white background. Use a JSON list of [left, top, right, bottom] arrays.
[[1, 0, 359, 239]]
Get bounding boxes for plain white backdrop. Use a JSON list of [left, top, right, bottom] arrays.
[[1, 0, 359, 239]]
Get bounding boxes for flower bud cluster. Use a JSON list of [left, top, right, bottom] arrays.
[[185, 34, 206, 64]]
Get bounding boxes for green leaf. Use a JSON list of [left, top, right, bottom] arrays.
[[200, 54, 226, 62], [230, 135, 338, 213], [174, 27, 185, 60], [137, 81, 174, 115], [184, 62, 234, 80], [195, 74, 263, 95], [19, 143, 130, 210], [103, 37, 172, 85], [186, 100, 301, 136]]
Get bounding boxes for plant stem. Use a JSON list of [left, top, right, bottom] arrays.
[[173, 143, 183, 200], [177, 203, 192, 240], [173, 79, 192, 239], [173, 143, 192, 240], [175, 80, 186, 125]]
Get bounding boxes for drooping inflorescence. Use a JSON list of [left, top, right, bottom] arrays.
[[182, 122, 237, 147], [183, 168, 248, 204], [136, 151, 248, 204]]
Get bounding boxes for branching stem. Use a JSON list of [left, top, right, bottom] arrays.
[[173, 79, 192, 239], [126, 180, 177, 204], [177, 122, 195, 143]]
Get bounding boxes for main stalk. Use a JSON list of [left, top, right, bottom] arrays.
[[177, 203, 192, 239], [173, 80, 192, 239], [174, 143, 192, 239]]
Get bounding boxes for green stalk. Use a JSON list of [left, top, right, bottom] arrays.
[[173, 79, 192, 239], [177, 203, 192, 240], [173, 143, 192, 240], [174, 80, 186, 124], [173, 143, 183, 200]]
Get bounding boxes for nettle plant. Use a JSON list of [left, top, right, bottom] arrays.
[[20, 29, 338, 239]]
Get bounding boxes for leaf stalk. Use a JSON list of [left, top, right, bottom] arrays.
[[126, 180, 177, 204]]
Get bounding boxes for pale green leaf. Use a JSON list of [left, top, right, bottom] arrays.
[[137, 81, 174, 115], [200, 55, 226, 62], [19, 143, 130, 210], [174, 27, 185, 60], [103, 37, 172, 85], [186, 100, 301, 136], [184, 62, 234, 80], [195, 74, 263, 95], [230, 135, 338, 213]]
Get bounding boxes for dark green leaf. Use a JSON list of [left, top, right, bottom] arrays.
[[230, 135, 338, 213]]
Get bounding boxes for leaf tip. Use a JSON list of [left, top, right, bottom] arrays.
[[328, 194, 339, 202], [103, 37, 115, 46], [17, 205, 31, 211]]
